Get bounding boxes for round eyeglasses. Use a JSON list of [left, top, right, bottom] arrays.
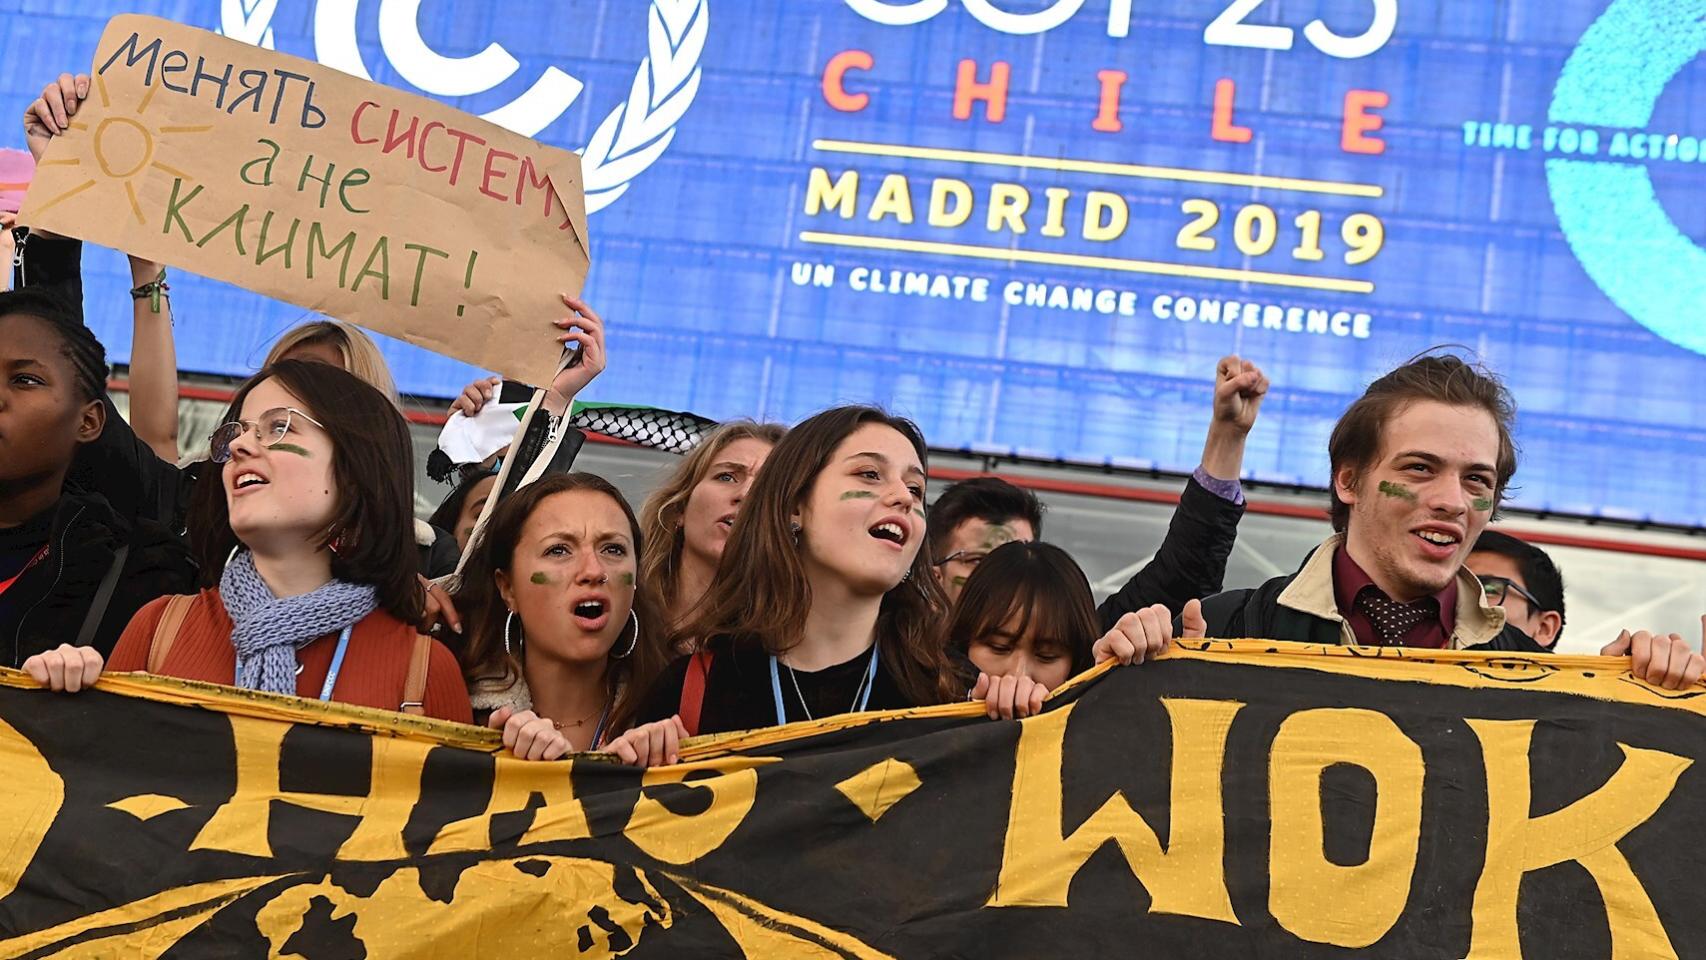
[[209, 407, 324, 463]]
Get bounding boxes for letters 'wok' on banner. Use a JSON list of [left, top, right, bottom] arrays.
[[0, 640, 1701, 957], [19, 14, 590, 387]]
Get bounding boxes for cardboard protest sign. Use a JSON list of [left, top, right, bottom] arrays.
[[2, 640, 1704, 957], [19, 14, 589, 386]]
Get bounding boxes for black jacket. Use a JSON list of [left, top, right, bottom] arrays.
[[13, 231, 190, 528], [419, 521, 461, 580], [4, 488, 197, 666], [1095, 475, 1245, 631], [1194, 544, 1548, 653]]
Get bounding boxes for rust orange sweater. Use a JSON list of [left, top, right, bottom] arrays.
[[110, 589, 472, 724]]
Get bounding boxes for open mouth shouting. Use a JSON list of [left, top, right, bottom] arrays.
[[868, 515, 912, 550], [570, 594, 611, 631]]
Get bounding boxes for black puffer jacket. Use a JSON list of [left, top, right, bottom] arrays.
[[1095, 474, 1245, 630], [3, 488, 196, 666]]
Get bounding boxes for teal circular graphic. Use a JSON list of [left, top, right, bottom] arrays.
[[1548, 0, 1706, 356]]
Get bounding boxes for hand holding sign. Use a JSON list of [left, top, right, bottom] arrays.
[[548, 295, 606, 403], [23, 73, 90, 162], [19, 16, 590, 387]]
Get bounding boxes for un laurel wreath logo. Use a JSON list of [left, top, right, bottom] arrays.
[[220, 0, 707, 213]]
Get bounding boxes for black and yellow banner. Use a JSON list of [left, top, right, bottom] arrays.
[[1, 641, 1702, 958]]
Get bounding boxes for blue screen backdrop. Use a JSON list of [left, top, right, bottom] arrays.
[[3, 0, 1703, 525]]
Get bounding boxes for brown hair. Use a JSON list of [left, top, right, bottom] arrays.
[[926, 475, 1045, 559], [452, 473, 669, 734], [187, 360, 424, 623], [638, 420, 787, 625], [1327, 351, 1518, 532], [265, 320, 400, 407], [676, 406, 957, 707], [944, 541, 1099, 679]]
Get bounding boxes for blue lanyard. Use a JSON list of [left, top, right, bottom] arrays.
[[768, 643, 880, 726], [588, 698, 613, 751], [316, 625, 355, 702]]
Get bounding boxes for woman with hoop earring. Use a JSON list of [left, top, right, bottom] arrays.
[[450, 473, 669, 759]]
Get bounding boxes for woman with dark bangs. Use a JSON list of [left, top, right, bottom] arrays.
[[950, 541, 1194, 720], [947, 541, 1096, 719]]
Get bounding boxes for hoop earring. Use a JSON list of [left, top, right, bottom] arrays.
[[790, 521, 802, 546], [611, 609, 638, 660], [504, 610, 522, 657]]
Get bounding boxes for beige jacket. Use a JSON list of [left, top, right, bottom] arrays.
[[1274, 534, 1508, 650]]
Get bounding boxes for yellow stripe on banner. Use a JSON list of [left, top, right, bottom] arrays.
[[676, 639, 1706, 762], [798, 231, 1377, 294], [3, 638, 1697, 766], [1152, 638, 1706, 714], [0, 669, 502, 752], [0, 874, 290, 957], [811, 139, 1386, 199], [668, 872, 901, 959]]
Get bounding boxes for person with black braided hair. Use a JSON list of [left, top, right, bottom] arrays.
[[0, 286, 194, 667]]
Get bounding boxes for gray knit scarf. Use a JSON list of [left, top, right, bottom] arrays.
[[221, 550, 379, 696]]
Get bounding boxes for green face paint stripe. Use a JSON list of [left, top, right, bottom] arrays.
[[620, 572, 635, 586], [529, 572, 551, 584], [839, 490, 878, 500], [951, 576, 967, 587], [270, 443, 312, 458], [1377, 480, 1418, 502], [1471, 497, 1494, 512], [913, 507, 926, 519]]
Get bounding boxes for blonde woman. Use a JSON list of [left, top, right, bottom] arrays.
[[637, 421, 785, 642], [261, 320, 400, 408]]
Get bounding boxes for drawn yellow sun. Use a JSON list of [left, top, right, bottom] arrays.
[[31, 75, 211, 224]]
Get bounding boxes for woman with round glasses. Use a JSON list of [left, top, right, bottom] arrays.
[[24, 360, 472, 722]]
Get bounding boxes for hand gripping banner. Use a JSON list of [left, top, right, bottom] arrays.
[[0, 640, 1701, 958]]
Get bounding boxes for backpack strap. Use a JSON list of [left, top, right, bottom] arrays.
[[74, 542, 130, 649], [401, 634, 433, 716], [146, 594, 196, 673], [678, 649, 713, 737]]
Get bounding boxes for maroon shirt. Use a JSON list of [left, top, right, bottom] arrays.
[[1331, 546, 1457, 648]]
